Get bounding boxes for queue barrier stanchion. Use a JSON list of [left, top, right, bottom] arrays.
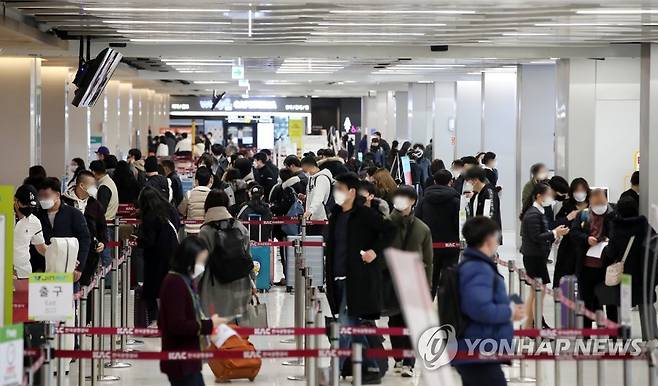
[[575, 300, 585, 386], [507, 259, 516, 297], [96, 271, 119, 382], [106, 226, 130, 369], [512, 268, 534, 383], [120, 239, 131, 353], [621, 324, 632, 386], [553, 288, 562, 386], [304, 291, 317, 386], [40, 322, 53, 386], [56, 322, 63, 386], [329, 322, 340, 386], [351, 343, 363, 386], [89, 282, 98, 386], [284, 217, 306, 366], [533, 278, 545, 386], [78, 291, 88, 386], [313, 305, 323, 386], [595, 310, 606, 386]]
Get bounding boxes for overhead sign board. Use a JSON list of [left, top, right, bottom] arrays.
[[170, 96, 311, 114], [231, 65, 245, 80]]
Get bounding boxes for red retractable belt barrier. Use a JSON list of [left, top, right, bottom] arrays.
[[432, 242, 461, 249]]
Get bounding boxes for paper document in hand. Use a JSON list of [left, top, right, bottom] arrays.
[[586, 241, 609, 259], [384, 248, 456, 386]]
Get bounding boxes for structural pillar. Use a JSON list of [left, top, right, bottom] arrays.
[[455, 80, 482, 157], [118, 82, 133, 158], [41, 67, 70, 178], [0, 58, 41, 186], [104, 80, 120, 154], [433, 82, 456, 162], [408, 82, 435, 145], [394, 91, 409, 141], [640, 44, 658, 226], [67, 70, 91, 163]]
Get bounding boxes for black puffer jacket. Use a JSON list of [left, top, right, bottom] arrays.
[[415, 184, 460, 243], [237, 199, 273, 241], [319, 157, 349, 178]]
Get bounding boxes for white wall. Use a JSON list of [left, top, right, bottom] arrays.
[[433, 82, 456, 162], [594, 58, 640, 201], [394, 91, 409, 141], [455, 80, 482, 157], [482, 72, 517, 232], [408, 83, 434, 145]]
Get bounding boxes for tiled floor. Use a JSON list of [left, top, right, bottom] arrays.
[[59, 231, 655, 386]]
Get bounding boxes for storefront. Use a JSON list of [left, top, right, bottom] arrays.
[[168, 95, 311, 149]]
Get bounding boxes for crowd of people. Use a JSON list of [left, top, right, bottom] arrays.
[[12, 128, 658, 386]]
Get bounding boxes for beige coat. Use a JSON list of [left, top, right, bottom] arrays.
[[178, 186, 211, 234]]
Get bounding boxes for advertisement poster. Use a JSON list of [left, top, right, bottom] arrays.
[[400, 156, 413, 185], [288, 119, 304, 153], [0, 324, 23, 386], [0, 185, 15, 325], [28, 273, 74, 321]]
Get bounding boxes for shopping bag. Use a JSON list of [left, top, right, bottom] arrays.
[[240, 295, 268, 328]]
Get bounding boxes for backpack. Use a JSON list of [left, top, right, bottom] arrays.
[[282, 187, 304, 236], [317, 174, 336, 215], [207, 219, 254, 284], [437, 264, 468, 338]]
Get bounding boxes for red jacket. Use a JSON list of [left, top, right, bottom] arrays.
[[159, 272, 213, 380]]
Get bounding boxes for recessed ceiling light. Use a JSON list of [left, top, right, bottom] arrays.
[[162, 59, 234, 63], [118, 30, 240, 35], [502, 32, 550, 36], [193, 81, 229, 84], [417, 80, 433, 83], [307, 40, 399, 44], [165, 62, 234, 66], [576, 9, 658, 15], [84, 7, 230, 12], [130, 38, 233, 43], [103, 20, 231, 25], [310, 32, 424, 36], [534, 22, 613, 26], [318, 22, 447, 27], [467, 71, 482, 75], [178, 70, 217, 73], [329, 9, 475, 14], [477, 40, 492, 43]]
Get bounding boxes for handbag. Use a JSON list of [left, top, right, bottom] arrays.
[[605, 236, 635, 286], [240, 295, 268, 328]]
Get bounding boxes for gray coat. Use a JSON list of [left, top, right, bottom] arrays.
[[197, 206, 254, 318]]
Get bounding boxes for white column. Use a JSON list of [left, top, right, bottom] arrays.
[[40, 67, 70, 178], [482, 71, 517, 232], [640, 44, 658, 224], [394, 91, 409, 141], [118, 82, 133, 158], [407, 82, 435, 145], [455, 80, 482, 157], [67, 70, 90, 162], [104, 80, 121, 154], [433, 82, 456, 162], [0, 58, 41, 186]]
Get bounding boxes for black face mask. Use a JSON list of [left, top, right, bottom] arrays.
[[18, 207, 33, 217], [555, 194, 567, 202]]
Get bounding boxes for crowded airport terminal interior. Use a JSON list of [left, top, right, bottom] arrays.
[[3, 1, 658, 386]]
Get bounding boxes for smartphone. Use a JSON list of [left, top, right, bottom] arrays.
[[509, 294, 523, 304]]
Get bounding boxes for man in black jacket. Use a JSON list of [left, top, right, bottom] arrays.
[[162, 160, 184, 207], [36, 177, 91, 282], [464, 166, 502, 233], [143, 156, 170, 201], [284, 155, 308, 194], [253, 152, 276, 200], [326, 172, 393, 384], [61, 171, 108, 286], [415, 169, 461, 298], [453, 156, 479, 195]]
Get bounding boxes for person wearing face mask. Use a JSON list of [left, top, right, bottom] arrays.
[[482, 152, 499, 187], [36, 177, 90, 282], [89, 160, 119, 281], [159, 236, 227, 386], [66, 158, 86, 191], [325, 172, 394, 384], [552, 178, 591, 288], [301, 156, 334, 236], [384, 186, 432, 378], [464, 167, 502, 235], [570, 188, 615, 328], [452, 216, 524, 386], [357, 181, 390, 218], [519, 183, 570, 328], [521, 163, 549, 206], [453, 156, 478, 196], [61, 171, 108, 285], [13, 185, 47, 278]]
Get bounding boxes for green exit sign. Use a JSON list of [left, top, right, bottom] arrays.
[[232, 66, 244, 80]]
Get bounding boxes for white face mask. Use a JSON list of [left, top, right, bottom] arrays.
[[451, 170, 461, 179], [463, 182, 474, 193], [333, 189, 347, 206], [573, 191, 587, 203], [192, 263, 205, 279], [591, 205, 608, 216], [542, 197, 555, 207], [489, 161, 497, 169], [86, 186, 98, 199], [40, 198, 55, 210], [536, 172, 548, 181], [393, 196, 411, 212]]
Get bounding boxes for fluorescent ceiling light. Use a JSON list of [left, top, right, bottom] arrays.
[[311, 32, 424, 36], [417, 80, 434, 83], [502, 32, 550, 36], [84, 7, 230, 12], [393, 64, 465, 67], [318, 22, 446, 27], [162, 59, 234, 63], [576, 9, 658, 14], [477, 40, 492, 43], [103, 20, 231, 25], [467, 71, 482, 75], [534, 22, 613, 26], [178, 70, 217, 73], [166, 62, 234, 66], [329, 9, 475, 14], [130, 38, 233, 43], [528, 60, 555, 64], [118, 30, 240, 34], [276, 71, 334, 74], [193, 81, 229, 84], [284, 59, 347, 62], [308, 40, 398, 43]]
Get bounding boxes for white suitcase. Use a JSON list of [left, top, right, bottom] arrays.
[[285, 235, 324, 292]]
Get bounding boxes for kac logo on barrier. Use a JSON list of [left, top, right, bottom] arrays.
[[417, 324, 457, 370]]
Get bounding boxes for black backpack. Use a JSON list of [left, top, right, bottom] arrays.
[[317, 174, 336, 215], [437, 264, 468, 338], [207, 219, 254, 284]]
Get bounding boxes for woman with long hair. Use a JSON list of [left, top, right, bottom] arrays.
[[137, 186, 180, 323], [159, 236, 225, 386], [372, 168, 398, 206], [520, 183, 569, 328], [552, 178, 591, 287], [112, 160, 140, 204], [66, 158, 86, 190]]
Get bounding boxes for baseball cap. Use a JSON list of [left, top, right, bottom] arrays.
[[15, 184, 38, 207], [96, 146, 110, 156], [249, 184, 264, 197]]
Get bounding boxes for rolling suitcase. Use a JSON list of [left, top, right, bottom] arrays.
[[248, 215, 272, 292], [208, 325, 262, 382], [559, 275, 578, 328], [285, 235, 324, 292], [133, 284, 150, 328]]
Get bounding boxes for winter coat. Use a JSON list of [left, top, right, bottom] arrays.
[[306, 168, 333, 221], [552, 199, 582, 287], [468, 183, 502, 234], [145, 174, 170, 202], [454, 247, 513, 365], [520, 205, 555, 259], [168, 171, 184, 208], [237, 198, 273, 241], [416, 184, 460, 243], [253, 165, 276, 200], [159, 272, 213, 380], [318, 157, 349, 178], [570, 207, 615, 276], [269, 176, 300, 216], [197, 206, 253, 318], [97, 174, 119, 220], [178, 186, 211, 234], [138, 206, 180, 300], [325, 204, 394, 319], [36, 203, 91, 275], [381, 211, 433, 316], [602, 215, 657, 306]]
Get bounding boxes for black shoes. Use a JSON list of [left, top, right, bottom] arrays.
[[362, 372, 382, 385]]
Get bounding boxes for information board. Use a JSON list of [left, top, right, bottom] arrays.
[[28, 273, 74, 321], [0, 324, 23, 386]]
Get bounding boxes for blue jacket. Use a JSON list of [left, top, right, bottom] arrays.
[[454, 247, 513, 364]]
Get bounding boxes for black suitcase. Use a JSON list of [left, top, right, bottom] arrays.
[[133, 285, 150, 328]]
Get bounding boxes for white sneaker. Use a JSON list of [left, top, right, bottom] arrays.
[[393, 361, 403, 373], [401, 366, 413, 378]]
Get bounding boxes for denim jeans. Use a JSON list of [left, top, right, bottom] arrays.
[[335, 280, 380, 373], [102, 228, 113, 286]]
